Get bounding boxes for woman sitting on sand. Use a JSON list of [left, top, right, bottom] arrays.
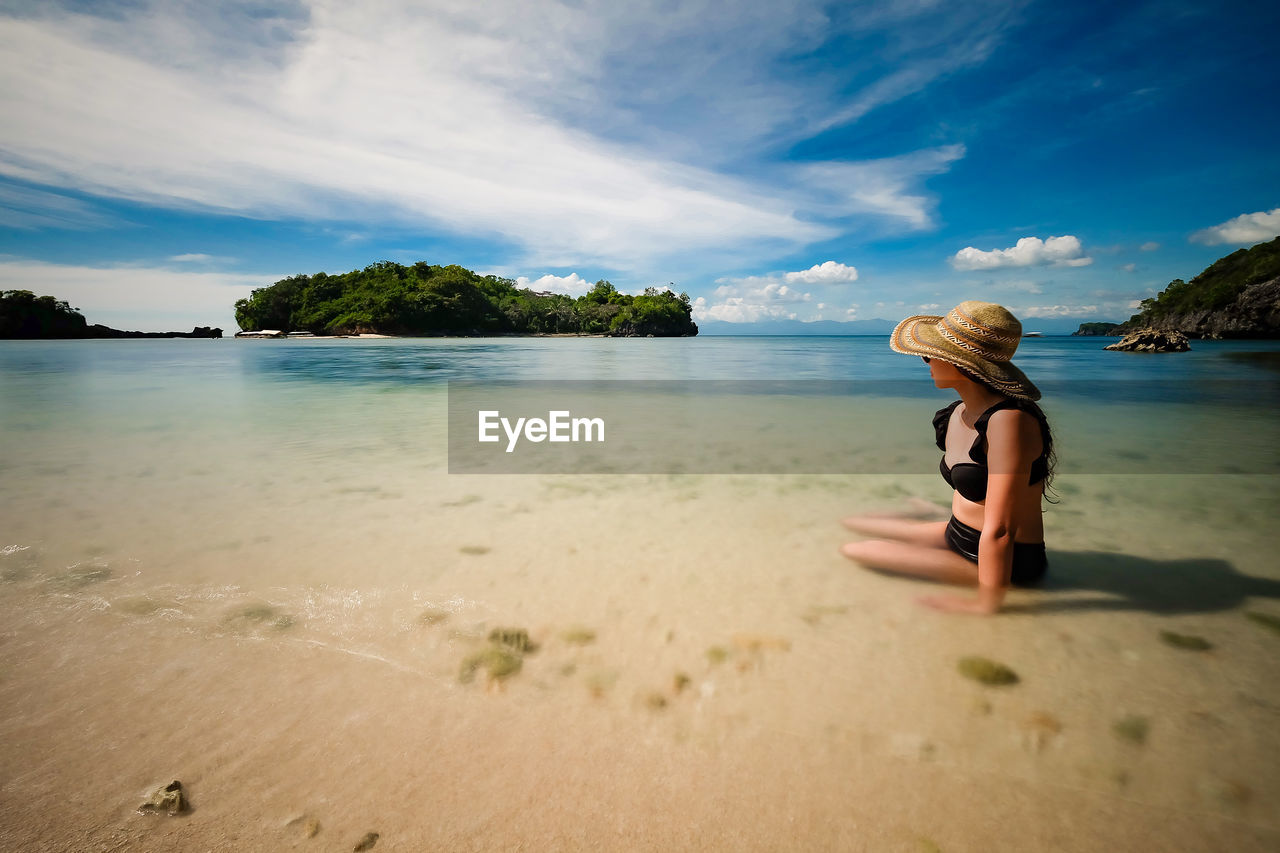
[[841, 301, 1055, 615]]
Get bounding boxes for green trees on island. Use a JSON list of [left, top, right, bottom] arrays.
[[1127, 236, 1280, 324], [0, 290, 89, 338], [1072, 321, 1124, 336], [233, 261, 698, 336], [0, 290, 223, 338]]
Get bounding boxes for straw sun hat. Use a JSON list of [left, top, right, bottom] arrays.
[[890, 301, 1041, 401]]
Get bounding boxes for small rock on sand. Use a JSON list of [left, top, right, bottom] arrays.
[[286, 814, 321, 838], [138, 780, 189, 815]]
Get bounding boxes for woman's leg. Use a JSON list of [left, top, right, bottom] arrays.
[[840, 518, 980, 586], [841, 515, 950, 547], [840, 537, 980, 586]]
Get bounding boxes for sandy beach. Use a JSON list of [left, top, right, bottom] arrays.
[[2, 466, 1277, 852]]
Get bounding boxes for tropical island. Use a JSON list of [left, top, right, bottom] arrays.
[[0, 290, 222, 339], [1075, 237, 1280, 338], [233, 261, 698, 337]]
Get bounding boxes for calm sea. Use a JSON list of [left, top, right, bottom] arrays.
[[2, 333, 1278, 585]]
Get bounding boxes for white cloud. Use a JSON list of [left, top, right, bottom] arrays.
[[0, 2, 999, 270], [695, 261, 865, 322], [1121, 263, 1136, 272], [712, 281, 811, 304], [169, 253, 224, 263], [0, 258, 272, 332], [951, 235, 1093, 270], [0, 0, 998, 272], [1139, 241, 1160, 252], [694, 279, 812, 323], [622, 283, 676, 296], [0, 5, 830, 270], [514, 273, 595, 297], [0, 182, 117, 230], [783, 261, 858, 285], [692, 295, 798, 324], [979, 279, 1045, 295], [1011, 291, 1145, 321], [799, 145, 965, 229], [1016, 304, 1099, 318], [1190, 208, 1280, 246], [806, 4, 1019, 135]]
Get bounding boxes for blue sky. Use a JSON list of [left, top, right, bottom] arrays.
[[1, 0, 1278, 332]]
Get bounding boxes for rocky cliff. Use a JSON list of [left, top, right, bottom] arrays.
[[1134, 276, 1280, 339], [1117, 237, 1280, 339]]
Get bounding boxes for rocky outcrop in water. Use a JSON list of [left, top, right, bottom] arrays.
[[86, 325, 223, 339], [1105, 328, 1190, 353]]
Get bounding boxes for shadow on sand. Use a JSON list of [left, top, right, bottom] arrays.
[[1005, 550, 1280, 616]]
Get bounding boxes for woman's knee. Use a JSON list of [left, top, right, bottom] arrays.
[[841, 514, 875, 534], [841, 539, 890, 565], [842, 517, 948, 548]]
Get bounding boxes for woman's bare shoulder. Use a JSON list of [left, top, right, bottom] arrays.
[[985, 407, 1043, 448]]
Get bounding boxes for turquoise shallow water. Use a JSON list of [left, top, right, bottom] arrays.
[[1, 333, 1277, 587], [3, 334, 1278, 481]]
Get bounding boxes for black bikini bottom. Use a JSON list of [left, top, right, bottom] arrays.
[[944, 516, 1048, 587]]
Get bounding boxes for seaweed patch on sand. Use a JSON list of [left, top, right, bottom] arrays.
[[459, 645, 523, 684], [1113, 715, 1150, 745], [561, 626, 596, 645], [459, 626, 538, 685], [1245, 611, 1280, 635], [1159, 630, 1212, 651], [224, 602, 295, 631], [418, 607, 451, 626], [957, 656, 1019, 686]]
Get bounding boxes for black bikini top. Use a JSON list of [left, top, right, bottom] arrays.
[[933, 399, 1049, 502]]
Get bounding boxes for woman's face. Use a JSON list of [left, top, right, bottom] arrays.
[[924, 356, 966, 389]]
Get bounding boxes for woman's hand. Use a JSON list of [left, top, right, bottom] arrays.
[[917, 592, 1001, 615]]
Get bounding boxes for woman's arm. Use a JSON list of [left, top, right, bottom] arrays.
[[920, 409, 1036, 615]]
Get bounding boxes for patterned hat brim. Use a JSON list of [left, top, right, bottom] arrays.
[[890, 314, 1041, 401]]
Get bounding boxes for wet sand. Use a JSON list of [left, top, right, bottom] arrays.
[[2, 472, 1278, 851]]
